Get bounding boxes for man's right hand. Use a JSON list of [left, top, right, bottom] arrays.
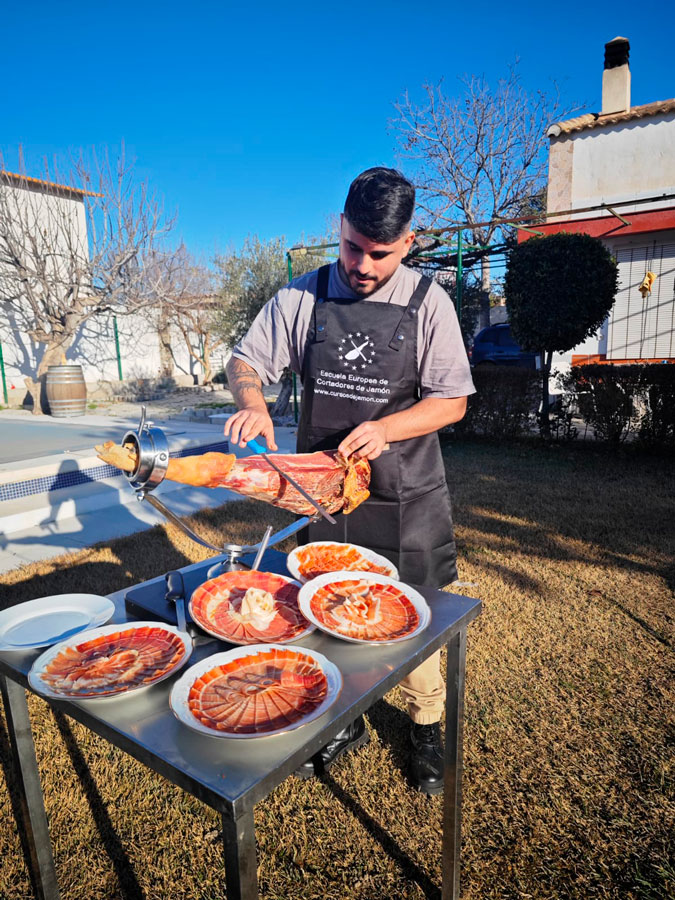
[[224, 408, 278, 451], [224, 357, 278, 450]]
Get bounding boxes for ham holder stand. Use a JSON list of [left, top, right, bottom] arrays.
[[122, 407, 320, 577]]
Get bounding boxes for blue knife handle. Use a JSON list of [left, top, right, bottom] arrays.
[[247, 438, 267, 454]]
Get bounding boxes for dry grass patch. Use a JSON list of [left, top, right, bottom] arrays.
[[0, 441, 673, 899]]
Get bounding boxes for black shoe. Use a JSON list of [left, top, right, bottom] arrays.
[[295, 715, 369, 779], [409, 722, 444, 796]]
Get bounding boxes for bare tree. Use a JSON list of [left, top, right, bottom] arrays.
[[171, 297, 226, 385], [393, 68, 571, 328], [155, 299, 176, 378], [0, 150, 176, 413], [167, 253, 223, 386], [141, 246, 222, 383]]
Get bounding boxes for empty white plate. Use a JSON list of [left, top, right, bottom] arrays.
[[0, 594, 115, 651]]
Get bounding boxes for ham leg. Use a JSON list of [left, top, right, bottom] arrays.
[[95, 442, 370, 515]]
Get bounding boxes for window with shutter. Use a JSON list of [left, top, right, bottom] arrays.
[[607, 242, 675, 359]]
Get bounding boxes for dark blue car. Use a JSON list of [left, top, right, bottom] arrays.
[[469, 323, 538, 369]]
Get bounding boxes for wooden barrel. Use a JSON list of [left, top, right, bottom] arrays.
[[45, 365, 87, 417]]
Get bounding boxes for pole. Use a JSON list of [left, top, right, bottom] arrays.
[[287, 251, 299, 423], [0, 342, 8, 405], [456, 230, 463, 325], [113, 316, 123, 381]]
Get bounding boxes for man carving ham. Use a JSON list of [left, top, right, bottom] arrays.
[[225, 167, 475, 794]]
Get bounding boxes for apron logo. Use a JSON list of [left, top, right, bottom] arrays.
[[338, 332, 376, 370]]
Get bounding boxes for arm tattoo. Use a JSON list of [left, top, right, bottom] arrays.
[[227, 358, 265, 409]]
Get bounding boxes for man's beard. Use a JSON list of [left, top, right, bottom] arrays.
[[338, 260, 393, 296]]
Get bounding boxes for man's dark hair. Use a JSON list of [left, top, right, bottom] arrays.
[[343, 167, 415, 243]]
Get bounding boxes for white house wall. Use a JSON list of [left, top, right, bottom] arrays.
[[84, 311, 218, 384], [0, 182, 88, 399], [0, 183, 89, 273], [0, 308, 219, 400], [549, 112, 675, 218], [543, 107, 675, 365], [0, 180, 225, 401], [0, 185, 90, 344]]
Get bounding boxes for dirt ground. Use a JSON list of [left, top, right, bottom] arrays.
[[4, 384, 283, 422], [91, 386, 238, 418], [1, 440, 672, 900]]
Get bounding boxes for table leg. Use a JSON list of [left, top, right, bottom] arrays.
[[221, 806, 258, 900], [441, 628, 467, 900], [0, 675, 60, 900]]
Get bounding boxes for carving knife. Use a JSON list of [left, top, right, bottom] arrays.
[[247, 438, 337, 525]]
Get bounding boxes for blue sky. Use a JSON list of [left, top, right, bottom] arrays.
[[2, 1, 673, 260]]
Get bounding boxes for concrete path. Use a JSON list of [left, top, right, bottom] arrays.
[[0, 415, 207, 464], [0, 408, 220, 465]]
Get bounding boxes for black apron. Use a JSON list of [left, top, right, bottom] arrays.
[[296, 265, 457, 588]]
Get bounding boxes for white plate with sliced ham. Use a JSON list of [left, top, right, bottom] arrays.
[[286, 541, 399, 584], [28, 622, 191, 699], [189, 570, 314, 645], [298, 571, 430, 645], [170, 644, 342, 738]]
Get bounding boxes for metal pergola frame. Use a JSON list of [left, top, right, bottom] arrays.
[[286, 190, 675, 321], [281, 192, 675, 422]]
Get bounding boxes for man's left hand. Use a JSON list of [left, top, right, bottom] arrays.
[[338, 421, 388, 460]]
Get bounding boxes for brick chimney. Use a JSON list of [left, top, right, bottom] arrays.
[[602, 37, 631, 115]]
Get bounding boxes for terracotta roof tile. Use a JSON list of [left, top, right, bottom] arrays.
[[0, 170, 103, 198], [548, 98, 675, 136]]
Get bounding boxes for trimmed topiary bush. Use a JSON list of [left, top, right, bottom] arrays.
[[505, 233, 618, 436]]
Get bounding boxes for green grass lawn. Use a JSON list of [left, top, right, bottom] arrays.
[[0, 439, 673, 899]]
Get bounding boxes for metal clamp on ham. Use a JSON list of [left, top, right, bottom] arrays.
[[95, 406, 371, 574]]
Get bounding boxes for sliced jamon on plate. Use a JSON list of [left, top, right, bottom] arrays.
[[286, 541, 398, 583], [28, 622, 191, 699], [189, 570, 313, 644], [298, 572, 430, 644], [170, 644, 342, 737]]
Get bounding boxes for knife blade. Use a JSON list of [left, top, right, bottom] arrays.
[[247, 438, 337, 525]]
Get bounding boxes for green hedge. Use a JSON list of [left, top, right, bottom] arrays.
[[560, 364, 675, 445], [454, 366, 540, 438], [449, 363, 675, 446]]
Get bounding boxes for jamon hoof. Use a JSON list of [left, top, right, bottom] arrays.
[[95, 441, 237, 488]]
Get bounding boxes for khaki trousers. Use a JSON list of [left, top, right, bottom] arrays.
[[398, 649, 444, 725]]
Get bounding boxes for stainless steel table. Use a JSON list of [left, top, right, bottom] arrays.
[[0, 553, 480, 900]]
